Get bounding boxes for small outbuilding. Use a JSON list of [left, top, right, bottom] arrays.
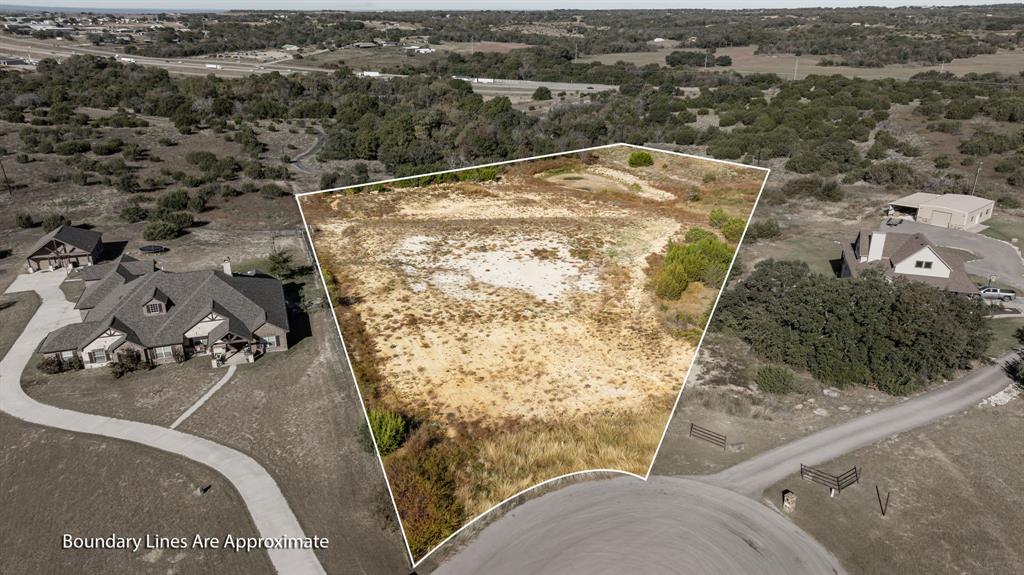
[[26, 225, 103, 272], [887, 193, 995, 230]]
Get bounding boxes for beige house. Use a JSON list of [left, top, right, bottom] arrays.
[[38, 257, 289, 368], [840, 229, 977, 294], [887, 193, 995, 230], [25, 225, 103, 272]]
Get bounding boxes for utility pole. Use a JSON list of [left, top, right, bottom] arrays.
[[971, 161, 983, 195], [793, 56, 799, 81]]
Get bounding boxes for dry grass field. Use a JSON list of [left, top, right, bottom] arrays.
[[762, 395, 1024, 575], [581, 46, 1024, 80], [300, 144, 765, 557]]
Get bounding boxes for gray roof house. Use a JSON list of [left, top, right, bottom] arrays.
[[26, 225, 103, 272], [39, 258, 289, 368], [840, 229, 977, 294]]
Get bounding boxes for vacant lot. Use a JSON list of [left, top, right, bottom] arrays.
[[301, 145, 765, 557], [763, 396, 1024, 575], [581, 46, 1024, 80]]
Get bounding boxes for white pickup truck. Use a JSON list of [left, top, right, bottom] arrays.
[[977, 286, 1016, 301]]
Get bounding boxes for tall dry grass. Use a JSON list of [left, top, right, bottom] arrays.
[[457, 401, 674, 517]]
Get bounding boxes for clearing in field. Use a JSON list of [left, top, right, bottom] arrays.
[[298, 144, 767, 563]]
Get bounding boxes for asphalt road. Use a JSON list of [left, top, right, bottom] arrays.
[[290, 127, 326, 175], [878, 220, 1024, 291], [435, 476, 844, 575], [435, 353, 1016, 573], [706, 351, 1018, 495]]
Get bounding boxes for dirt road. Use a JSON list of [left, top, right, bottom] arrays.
[[705, 352, 1018, 496]]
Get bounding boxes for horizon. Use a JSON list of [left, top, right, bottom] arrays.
[[2, 1, 1017, 14]]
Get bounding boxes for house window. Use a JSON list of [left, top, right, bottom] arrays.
[[914, 261, 933, 269], [60, 351, 75, 361], [153, 346, 174, 360], [262, 335, 279, 348], [90, 350, 108, 364], [145, 303, 163, 314]]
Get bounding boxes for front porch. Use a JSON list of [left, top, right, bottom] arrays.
[[210, 339, 259, 368]]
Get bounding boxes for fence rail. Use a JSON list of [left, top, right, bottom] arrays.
[[800, 464, 860, 493], [689, 423, 727, 449]]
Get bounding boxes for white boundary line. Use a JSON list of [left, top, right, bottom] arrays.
[[294, 143, 770, 568]]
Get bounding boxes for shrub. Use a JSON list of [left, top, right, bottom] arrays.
[[38, 355, 81, 374], [708, 208, 730, 228], [755, 365, 795, 394], [267, 249, 294, 279], [781, 176, 843, 201], [319, 171, 340, 190], [119, 205, 148, 223], [368, 409, 407, 456], [143, 220, 181, 240], [110, 348, 149, 378], [260, 183, 286, 198], [41, 213, 70, 232], [15, 213, 34, 228], [684, 228, 716, 243], [157, 189, 190, 211], [628, 151, 654, 168], [531, 86, 552, 101], [187, 194, 207, 213], [746, 219, 782, 242], [721, 218, 747, 243]]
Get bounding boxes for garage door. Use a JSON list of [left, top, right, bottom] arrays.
[[931, 210, 952, 228]]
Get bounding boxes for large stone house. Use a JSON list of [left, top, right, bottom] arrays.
[[25, 225, 103, 272], [840, 229, 977, 294], [38, 258, 290, 368]]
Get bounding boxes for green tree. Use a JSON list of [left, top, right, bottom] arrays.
[[368, 409, 407, 456], [532, 86, 552, 101], [628, 151, 654, 167], [266, 249, 293, 279]]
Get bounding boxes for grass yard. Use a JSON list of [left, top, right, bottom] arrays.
[[762, 397, 1024, 575], [987, 318, 1024, 357], [0, 291, 40, 361], [59, 278, 85, 304], [22, 354, 220, 426], [0, 414, 271, 575], [981, 216, 1024, 244]]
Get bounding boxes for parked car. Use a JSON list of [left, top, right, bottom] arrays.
[[977, 286, 1016, 301]]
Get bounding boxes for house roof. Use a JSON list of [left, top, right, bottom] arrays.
[[28, 225, 102, 256], [79, 254, 154, 281], [889, 192, 939, 209], [38, 266, 289, 354], [76, 255, 156, 311], [841, 230, 977, 294]]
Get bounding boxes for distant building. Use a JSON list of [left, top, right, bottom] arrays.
[[840, 229, 977, 294], [887, 193, 995, 230], [281, 44, 300, 51], [26, 225, 103, 273]]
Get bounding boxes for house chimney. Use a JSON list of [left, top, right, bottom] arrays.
[[867, 232, 886, 262], [222, 257, 232, 276]]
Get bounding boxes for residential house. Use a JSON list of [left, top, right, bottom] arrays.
[[840, 229, 978, 294], [38, 258, 289, 368], [26, 225, 103, 272]]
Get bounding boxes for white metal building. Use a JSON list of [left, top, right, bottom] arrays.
[[887, 193, 995, 230]]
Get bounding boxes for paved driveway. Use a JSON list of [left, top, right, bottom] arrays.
[[879, 220, 1024, 290], [1, 271, 325, 575]]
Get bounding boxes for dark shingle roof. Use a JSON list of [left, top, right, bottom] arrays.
[[840, 230, 978, 295], [28, 225, 102, 256], [77, 255, 157, 311], [79, 254, 154, 281], [38, 266, 289, 354]]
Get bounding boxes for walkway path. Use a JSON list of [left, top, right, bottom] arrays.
[[1, 271, 325, 575], [170, 364, 236, 430]]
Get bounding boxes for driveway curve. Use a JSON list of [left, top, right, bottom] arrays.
[[1, 271, 325, 575], [435, 475, 843, 575]]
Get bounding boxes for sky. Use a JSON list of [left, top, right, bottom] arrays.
[[5, 0, 1018, 12]]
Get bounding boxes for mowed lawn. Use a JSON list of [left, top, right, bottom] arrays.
[[987, 318, 1024, 357], [0, 290, 40, 361]]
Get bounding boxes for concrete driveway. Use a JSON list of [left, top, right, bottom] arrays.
[[1, 271, 325, 575], [879, 220, 1024, 290]]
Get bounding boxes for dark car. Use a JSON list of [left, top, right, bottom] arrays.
[[139, 245, 168, 254]]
